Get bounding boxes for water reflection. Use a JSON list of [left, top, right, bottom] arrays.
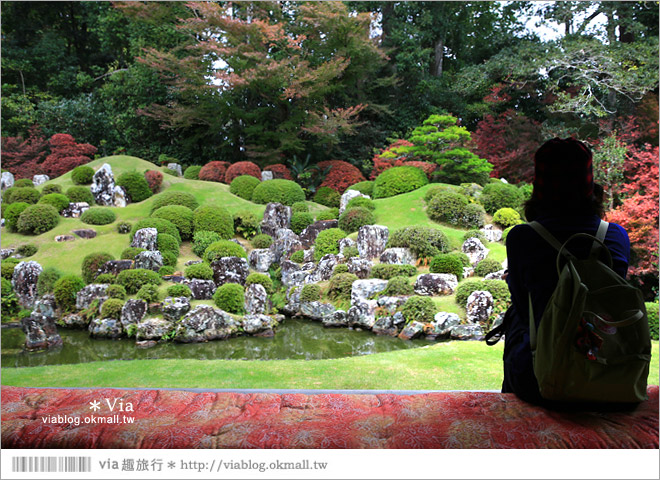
[[1, 318, 435, 368]]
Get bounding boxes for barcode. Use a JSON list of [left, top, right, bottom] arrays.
[[12, 456, 91, 473]]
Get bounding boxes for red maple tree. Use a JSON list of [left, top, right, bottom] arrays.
[[40, 134, 97, 178], [0, 126, 49, 179]]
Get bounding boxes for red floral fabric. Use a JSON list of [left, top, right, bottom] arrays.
[[2, 386, 657, 449]]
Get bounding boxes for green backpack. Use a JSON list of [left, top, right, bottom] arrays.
[[527, 220, 651, 403]]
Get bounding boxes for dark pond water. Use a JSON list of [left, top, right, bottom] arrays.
[[1, 317, 435, 368]]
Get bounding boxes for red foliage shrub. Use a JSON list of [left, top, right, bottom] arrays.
[[145, 170, 164, 193], [370, 139, 431, 180], [199, 161, 230, 183], [318, 160, 366, 193], [264, 164, 293, 180], [1, 126, 49, 179], [225, 161, 261, 184], [40, 134, 97, 178]]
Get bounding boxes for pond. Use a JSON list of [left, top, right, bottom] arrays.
[[1, 317, 435, 368]]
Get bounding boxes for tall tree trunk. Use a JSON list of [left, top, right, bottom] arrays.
[[380, 2, 394, 45], [433, 38, 444, 77]]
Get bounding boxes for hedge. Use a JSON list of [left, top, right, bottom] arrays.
[[338, 207, 375, 233], [130, 218, 181, 245], [116, 269, 162, 294], [66, 186, 95, 204], [4, 202, 30, 232], [479, 182, 524, 214], [386, 226, 449, 259], [251, 234, 273, 249], [53, 274, 85, 312], [373, 166, 428, 199], [313, 187, 341, 208], [204, 240, 247, 262], [251, 179, 305, 206], [313, 228, 346, 261], [16, 204, 59, 235], [149, 191, 199, 214], [81, 252, 115, 284], [346, 181, 374, 197], [245, 272, 274, 294], [370, 264, 417, 280], [192, 205, 234, 239], [38, 193, 70, 213], [116, 171, 153, 203], [152, 205, 194, 240], [183, 165, 202, 180], [71, 165, 95, 185], [81, 207, 117, 225], [401, 296, 436, 324], [213, 283, 245, 314], [192, 230, 222, 258], [290, 212, 315, 235], [185, 262, 214, 280], [230, 175, 261, 201]]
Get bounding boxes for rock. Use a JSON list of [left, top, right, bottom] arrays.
[[90, 163, 115, 206], [131, 228, 158, 251], [185, 260, 202, 266], [244, 283, 268, 315], [450, 324, 485, 341], [1, 171, 15, 191], [339, 237, 356, 254], [21, 312, 62, 351], [210, 256, 249, 286], [485, 269, 507, 281], [414, 274, 458, 296], [261, 171, 273, 181], [162, 275, 185, 283], [89, 318, 123, 339], [301, 261, 315, 271], [462, 237, 490, 266], [32, 294, 57, 320], [351, 279, 388, 304], [280, 260, 306, 287], [302, 248, 315, 263], [97, 260, 133, 278], [248, 248, 275, 273], [72, 229, 97, 239], [120, 299, 147, 329], [134, 250, 164, 271], [269, 228, 302, 263], [427, 312, 461, 339], [76, 284, 109, 310], [300, 301, 336, 321], [62, 202, 90, 218], [32, 174, 49, 186], [346, 257, 373, 279], [372, 316, 399, 336], [322, 310, 349, 328], [377, 295, 408, 314], [136, 340, 158, 349], [356, 224, 389, 259], [398, 321, 425, 340], [11, 261, 42, 308], [283, 285, 302, 315], [379, 248, 415, 265], [113, 186, 129, 207], [58, 313, 88, 328], [174, 305, 239, 343], [136, 318, 173, 341], [481, 224, 503, 243], [260, 203, 292, 237], [55, 235, 76, 242], [184, 279, 216, 300], [1, 248, 15, 259], [299, 220, 339, 248], [466, 290, 493, 325], [242, 314, 277, 336], [167, 162, 183, 177], [340, 189, 370, 214], [162, 296, 191, 322], [392, 311, 406, 328], [305, 254, 340, 283], [463, 267, 475, 278], [347, 300, 378, 329], [148, 302, 161, 315]]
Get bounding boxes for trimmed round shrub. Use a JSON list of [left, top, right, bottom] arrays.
[[121, 247, 145, 260], [502, 226, 515, 243], [66, 186, 94, 204], [346, 196, 375, 211], [346, 181, 374, 197], [492, 207, 523, 228], [152, 205, 194, 240], [144, 170, 163, 193], [427, 191, 469, 225], [289, 250, 305, 263], [81, 207, 116, 225], [251, 234, 273, 249], [204, 240, 247, 262], [71, 165, 95, 185], [130, 218, 181, 245], [233, 210, 259, 239], [100, 298, 124, 319], [401, 296, 436, 324], [107, 284, 127, 300], [328, 272, 359, 301], [246, 272, 274, 294], [475, 258, 503, 277], [251, 179, 305, 206], [464, 229, 489, 244], [9, 187, 40, 204], [185, 262, 214, 280], [313, 187, 341, 208], [430, 254, 464, 280], [81, 252, 114, 284], [646, 302, 659, 341], [480, 182, 524, 214], [300, 284, 322, 302], [373, 166, 428, 199], [455, 279, 510, 307], [383, 276, 414, 296], [213, 283, 245, 314], [53, 274, 85, 311], [333, 264, 349, 275], [264, 163, 293, 180], [184, 165, 202, 179], [1, 187, 16, 204], [199, 161, 229, 183], [159, 266, 175, 277], [168, 283, 192, 298], [338, 207, 375, 233], [96, 273, 117, 284], [136, 284, 160, 303], [116, 269, 162, 294], [371, 264, 417, 280], [387, 226, 449, 259], [460, 203, 486, 229], [116, 221, 131, 234], [116, 171, 152, 203], [225, 161, 261, 184], [37, 267, 62, 296], [192, 205, 234, 239], [342, 245, 359, 259], [14, 178, 34, 188], [192, 230, 222, 258], [149, 191, 199, 214], [424, 185, 453, 203], [1, 258, 19, 280], [291, 202, 309, 213], [41, 184, 62, 195], [290, 212, 314, 235], [313, 228, 346, 261], [16, 204, 59, 234], [16, 244, 38, 257], [230, 175, 261, 200], [4, 202, 30, 232], [157, 233, 180, 256], [161, 250, 178, 267], [316, 208, 339, 221]]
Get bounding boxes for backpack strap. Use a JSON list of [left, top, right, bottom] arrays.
[[589, 220, 609, 260]]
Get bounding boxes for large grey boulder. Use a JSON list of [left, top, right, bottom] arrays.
[[261, 171, 273, 181], [248, 248, 275, 273], [269, 228, 302, 263], [305, 254, 341, 283], [244, 283, 268, 315], [59, 313, 88, 329], [76, 284, 109, 310], [357, 225, 389, 259], [379, 248, 415, 265], [113, 186, 129, 208], [339, 237, 356, 254], [185, 279, 216, 300], [351, 279, 388, 304], [481, 224, 502, 243], [120, 299, 147, 329], [97, 260, 134, 278], [131, 228, 158, 251], [466, 290, 493, 325], [283, 285, 302, 315], [72, 228, 96, 239], [21, 311, 62, 351], [62, 202, 90, 218], [281, 260, 310, 288], [162, 296, 191, 322], [372, 316, 399, 337], [322, 310, 349, 328], [299, 220, 339, 248], [347, 300, 378, 330], [340, 189, 370, 214], [242, 314, 277, 336], [32, 174, 49, 186], [174, 305, 239, 343], [426, 312, 461, 339], [345, 257, 372, 279], [261, 203, 292, 237], [11, 261, 42, 308], [377, 295, 408, 314], [450, 324, 485, 341], [1, 171, 15, 191], [414, 274, 458, 296], [32, 294, 57, 320], [167, 162, 183, 177], [398, 321, 425, 341], [210, 256, 249, 286], [300, 301, 336, 321], [90, 163, 115, 206], [136, 318, 173, 341], [134, 250, 164, 271], [462, 237, 490, 266], [1, 248, 15, 260], [485, 269, 507, 281], [89, 318, 123, 339]]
